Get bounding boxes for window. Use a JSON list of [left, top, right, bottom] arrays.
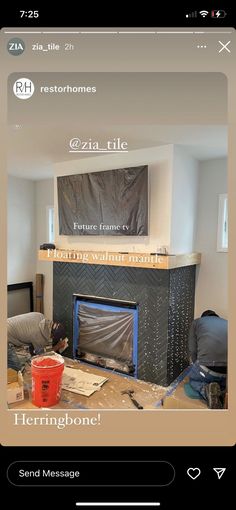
[[47, 206, 54, 243], [217, 194, 228, 252]]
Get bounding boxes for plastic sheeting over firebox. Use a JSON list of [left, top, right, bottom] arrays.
[[77, 304, 134, 373]]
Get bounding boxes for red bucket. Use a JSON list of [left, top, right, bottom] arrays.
[[31, 353, 64, 407]]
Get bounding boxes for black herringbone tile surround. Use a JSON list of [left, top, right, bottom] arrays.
[[53, 263, 195, 386]]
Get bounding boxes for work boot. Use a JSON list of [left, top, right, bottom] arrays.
[[205, 382, 223, 409]]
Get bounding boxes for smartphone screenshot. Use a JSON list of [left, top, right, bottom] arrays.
[[0, 6, 235, 508]]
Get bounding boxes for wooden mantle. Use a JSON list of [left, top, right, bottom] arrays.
[[38, 249, 201, 270]]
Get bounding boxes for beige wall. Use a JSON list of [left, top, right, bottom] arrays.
[[194, 158, 227, 318], [35, 179, 54, 319]]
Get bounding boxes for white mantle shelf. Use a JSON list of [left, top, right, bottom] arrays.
[[38, 249, 201, 270]]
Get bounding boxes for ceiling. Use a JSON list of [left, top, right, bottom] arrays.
[[8, 124, 227, 180]]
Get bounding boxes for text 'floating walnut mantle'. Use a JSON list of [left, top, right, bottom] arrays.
[[38, 249, 201, 270]]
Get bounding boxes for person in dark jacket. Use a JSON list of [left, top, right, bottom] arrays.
[[188, 310, 227, 409]]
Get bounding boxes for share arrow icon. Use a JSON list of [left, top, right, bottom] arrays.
[[213, 468, 226, 479]]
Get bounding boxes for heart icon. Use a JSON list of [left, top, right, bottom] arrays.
[[187, 467, 201, 480]]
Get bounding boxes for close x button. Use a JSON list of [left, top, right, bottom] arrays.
[[7, 461, 175, 487]]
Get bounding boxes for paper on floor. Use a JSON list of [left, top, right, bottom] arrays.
[[62, 367, 108, 397]]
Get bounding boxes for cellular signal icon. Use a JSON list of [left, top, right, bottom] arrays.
[[199, 10, 209, 17], [186, 11, 197, 18]]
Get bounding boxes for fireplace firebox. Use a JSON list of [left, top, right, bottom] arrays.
[[73, 294, 138, 376]]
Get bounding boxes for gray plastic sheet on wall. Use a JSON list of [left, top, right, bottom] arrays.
[[57, 165, 148, 236]]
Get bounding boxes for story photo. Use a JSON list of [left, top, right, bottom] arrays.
[[6, 72, 228, 413]]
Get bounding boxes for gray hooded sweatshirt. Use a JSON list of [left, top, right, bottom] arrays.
[[7, 312, 52, 351]]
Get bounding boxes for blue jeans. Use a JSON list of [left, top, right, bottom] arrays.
[[8, 343, 22, 371], [8, 343, 30, 371], [189, 363, 227, 400]]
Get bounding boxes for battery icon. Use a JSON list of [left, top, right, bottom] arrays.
[[211, 10, 227, 18]]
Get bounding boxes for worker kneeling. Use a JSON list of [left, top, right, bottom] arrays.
[[7, 312, 69, 371], [188, 310, 227, 409]]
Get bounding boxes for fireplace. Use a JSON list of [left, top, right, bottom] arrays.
[[73, 294, 138, 376], [53, 260, 196, 386]]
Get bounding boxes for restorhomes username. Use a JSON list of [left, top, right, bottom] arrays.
[[40, 85, 96, 93]]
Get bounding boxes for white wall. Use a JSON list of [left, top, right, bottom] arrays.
[[35, 179, 54, 319], [170, 147, 199, 254], [8, 176, 36, 284], [54, 145, 173, 253], [8, 176, 54, 319], [194, 158, 227, 318]]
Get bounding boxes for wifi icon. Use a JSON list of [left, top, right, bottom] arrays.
[[199, 10, 209, 17]]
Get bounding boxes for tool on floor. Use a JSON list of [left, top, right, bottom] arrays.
[[121, 389, 143, 409]]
